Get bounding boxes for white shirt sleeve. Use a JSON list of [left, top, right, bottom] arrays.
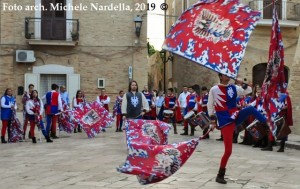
[[121, 94, 127, 114], [26, 100, 34, 115], [1, 96, 11, 108], [39, 100, 44, 115], [73, 98, 80, 108], [103, 96, 110, 104], [96, 96, 101, 104], [236, 85, 252, 96], [141, 93, 150, 111], [58, 94, 63, 111], [207, 87, 215, 117], [178, 93, 183, 107]]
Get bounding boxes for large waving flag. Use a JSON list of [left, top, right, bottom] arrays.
[[73, 101, 113, 138], [9, 111, 23, 142], [162, 0, 261, 78], [261, 0, 287, 130], [117, 119, 199, 185]]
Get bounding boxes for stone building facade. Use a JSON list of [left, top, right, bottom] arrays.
[[161, 0, 300, 134], [0, 0, 148, 109]]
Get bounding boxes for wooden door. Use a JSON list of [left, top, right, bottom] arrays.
[[41, 0, 66, 40]]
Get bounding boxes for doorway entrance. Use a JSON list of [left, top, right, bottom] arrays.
[[41, 0, 66, 40]]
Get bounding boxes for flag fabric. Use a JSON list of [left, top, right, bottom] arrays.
[[8, 111, 23, 142], [261, 0, 287, 131], [73, 101, 113, 138], [58, 100, 77, 133], [162, 0, 261, 79], [58, 111, 77, 133], [117, 119, 199, 185]]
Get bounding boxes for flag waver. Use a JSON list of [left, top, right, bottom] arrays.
[[162, 0, 261, 78]]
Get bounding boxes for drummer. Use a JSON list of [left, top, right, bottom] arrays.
[[181, 86, 198, 136], [163, 88, 177, 134]]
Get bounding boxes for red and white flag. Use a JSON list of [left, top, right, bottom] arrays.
[[73, 101, 113, 138], [261, 0, 287, 130], [162, 0, 261, 78], [118, 119, 199, 184]]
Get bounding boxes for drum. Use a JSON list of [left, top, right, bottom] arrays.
[[184, 111, 195, 120], [246, 120, 269, 140], [236, 121, 248, 132], [163, 110, 174, 118], [274, 115, 291, 140], [197, 112, 210, 130], [184, 111, 210, 129]]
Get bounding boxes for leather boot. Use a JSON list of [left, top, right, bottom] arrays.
[[216, 135, 223, 141], [180, 126, 188, 135], [216, 168, 227, 184], [32, 137, 37, 143], [173, 124, 178, 134], [190, 126, 195, 136], [261, 140, 273, 151], [1, 136, 7, 144], [46, 136, 53, 143], [277, 140, 285, 152], [51, 133, 59, 139]]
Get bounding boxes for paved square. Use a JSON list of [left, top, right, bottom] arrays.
[[1, 123, 300, 189]]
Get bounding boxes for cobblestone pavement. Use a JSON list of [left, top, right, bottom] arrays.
[[1, 123, 300, 189]]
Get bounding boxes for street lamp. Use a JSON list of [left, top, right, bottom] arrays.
[[134, 15, 143, 37]]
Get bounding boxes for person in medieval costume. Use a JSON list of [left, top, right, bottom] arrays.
[[122, 81, 149, 120], [208, 73, 269, 184]]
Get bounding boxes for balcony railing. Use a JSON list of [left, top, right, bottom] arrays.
[[248, 0, 300, 21], [25, 17, 79, 41]]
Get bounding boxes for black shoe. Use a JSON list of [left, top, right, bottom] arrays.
[[216, 138, 223, 141], [252, 143, 260, 148], [180, 132, 188, 135], [118, 129, 123, 132], [52, 135, 59, 139], [1, 136, 7, 144], [189, 133, 194, 136], [74, 129, 77, 133], [46, 137, 53, 143], [115, 128, 118, 132], [28, 133, 32, 139], [32, 137, 37, 143], [216, 168, 227, 184], [261, 146, 273, 151], [101, 129, 106, 132], [277, 147, 284, 152], [78, 129, 82, 133]]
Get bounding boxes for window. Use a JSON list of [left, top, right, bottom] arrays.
[[97, 78, 106, 88]]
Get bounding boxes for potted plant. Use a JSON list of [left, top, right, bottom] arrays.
[[71, 31, 79, 41]]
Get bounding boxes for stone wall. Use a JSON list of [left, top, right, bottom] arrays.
[[0, 0, 148, 110]]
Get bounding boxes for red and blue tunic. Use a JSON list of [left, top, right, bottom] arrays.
[[45, 91, 60, 115], [186, 93, 197, 111], [143, 92, 153, 106], [164, 95, 176, 109], [208, 84, 252, 128]]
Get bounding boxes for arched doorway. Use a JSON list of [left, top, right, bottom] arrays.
[[252, 63, 289, 87]]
